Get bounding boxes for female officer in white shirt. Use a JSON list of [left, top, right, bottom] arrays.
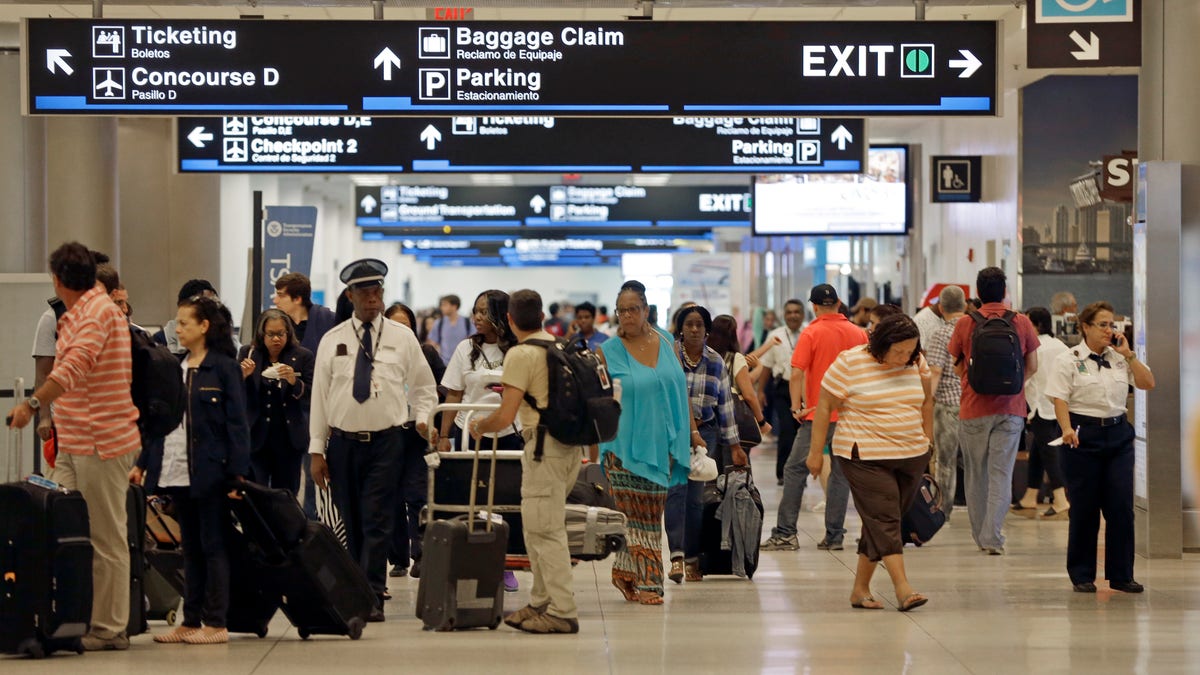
[[1045, 301, 1155, 594]]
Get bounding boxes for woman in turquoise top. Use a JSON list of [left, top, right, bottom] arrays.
[[597, 280, 693, 605]]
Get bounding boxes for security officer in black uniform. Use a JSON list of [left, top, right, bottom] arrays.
[[309, 259, 438, 621]]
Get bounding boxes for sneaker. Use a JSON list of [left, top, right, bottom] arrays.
[[812, 500, 827, 514], [517, 613, 579, 634], [984, 546, 1005, 556], [82, 632, 130, 651], [816, 538, 844, 551], [504, 603, 548, 628], [181, 626, 228, 645], [389, 566, 408, 578], [761, 534, 800, 551], [504, 570, 519, 593]]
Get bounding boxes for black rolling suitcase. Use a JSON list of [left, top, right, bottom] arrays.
[[144, 497, 184, 624], [698, 468, 764, 579], [417, 404, 508, 631], [231, 482, 374, 640], [1, 413, 93, 659], [901, 474, 946, 547], [126, 484, 149, 636]]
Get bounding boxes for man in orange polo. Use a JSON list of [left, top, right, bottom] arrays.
[[7, 242, 141, 651], [763, 284, 868, 551]]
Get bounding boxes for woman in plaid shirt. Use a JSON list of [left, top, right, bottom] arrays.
[[665, 305, 744, 583]]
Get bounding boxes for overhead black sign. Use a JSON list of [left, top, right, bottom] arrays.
[[930, 155, 982, 203], [355, 184, 751, 237], [177, 115, 867, 173], [365, 235, 707, 268], [1026, 0, 1141, 69], [26, 19, 998, 117]]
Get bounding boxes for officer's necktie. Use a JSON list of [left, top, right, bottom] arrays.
[[353, 322, 373, 403], [1087, 353, 1111, 370]]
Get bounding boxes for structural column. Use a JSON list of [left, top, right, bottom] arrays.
[[44, 117, 119, 260]]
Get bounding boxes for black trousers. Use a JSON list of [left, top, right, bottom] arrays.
[[327, 431, 403, 603], [771, 378, 798, 480], [1027, 415, 1066, 493], [390, 425, 430, 567], [1059, 419, 1136, 585], [166, 487, 231, 629], [250, 423, 304, 496]]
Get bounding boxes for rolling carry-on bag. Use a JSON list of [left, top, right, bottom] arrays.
[[427, 446, 525, 555], [143, 497, 184, 624], [231, 482, 374, 640], [126, 484, 148, 636], [564, 504, 627, 561], [568, 462, 616, 509], [417, 404, 508, 631], [901, 474, 946, 547], [2, 395, 94, 659], [698, 468, 764, 579]]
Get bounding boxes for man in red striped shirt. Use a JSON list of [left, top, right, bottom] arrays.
[[7, 242, 141, 651]]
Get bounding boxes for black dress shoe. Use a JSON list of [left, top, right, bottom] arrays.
[[1110, 580, 1145, 593], [1072, 582, 1097, 593], [367, 607, 386, 622], [410, 559, 422, 579]]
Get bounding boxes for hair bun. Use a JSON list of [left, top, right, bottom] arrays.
[[621, 280, 646, 293]]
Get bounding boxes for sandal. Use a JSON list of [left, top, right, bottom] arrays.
[[898, 593, 928, 613], [668, 559, 684, 584], [636, 590, 664, 605], [850, 596, 884, 610], [612, 578, 638, 602], [684, 560, 702, 582]]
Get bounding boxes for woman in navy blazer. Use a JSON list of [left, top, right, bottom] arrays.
[[132, 295, 250, 645], [238, 308, 315, 494]]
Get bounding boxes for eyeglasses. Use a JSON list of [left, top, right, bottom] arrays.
[[614, 306, 644, 316], [1088, 321, 1114, 329], [265, 331, 288, 340]]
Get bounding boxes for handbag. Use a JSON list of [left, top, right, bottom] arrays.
[[689, 445, 718, 482], [725, 354, 762, 448]]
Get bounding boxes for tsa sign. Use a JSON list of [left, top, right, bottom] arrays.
[[930, 155, 982, 203], [1036, 0, 1133, 23]]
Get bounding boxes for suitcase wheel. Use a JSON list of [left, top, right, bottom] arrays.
[[165, 608, 177, 626], [19, 639, 46, 659], [298, 628, 311, 640], [489, 616, 501, 630], [256, 627, 269, 639], [347, 617, 365, 640]]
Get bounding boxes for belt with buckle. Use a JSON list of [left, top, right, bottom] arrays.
[[1070, 413, 1126, 428], [330, 426, 404, 443]]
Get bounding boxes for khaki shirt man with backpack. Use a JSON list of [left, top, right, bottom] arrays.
[[948, 267, 1040, 556], [471, 289, 581, 634]]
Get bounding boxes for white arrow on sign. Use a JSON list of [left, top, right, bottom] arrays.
[[360, 194, 378, 214], [374, 47, 402, 81], [530, 195, 547, 214], [46, 48, 73, 75], [830, 125, 854, 151], [420, 124, 442, 150], [948, 50, 982, 79], [187, 126, 214, 148], [1069, 31, 1101, 61]]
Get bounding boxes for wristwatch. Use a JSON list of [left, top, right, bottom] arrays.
[[26, 396, 41, 411]]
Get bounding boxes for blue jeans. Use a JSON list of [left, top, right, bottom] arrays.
[[958, 414, 1024, 550], [770, 422, 849, 543], [666, 421, 718, 561]]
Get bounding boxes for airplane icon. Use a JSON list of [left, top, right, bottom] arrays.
[[92, 67, 125, 99]]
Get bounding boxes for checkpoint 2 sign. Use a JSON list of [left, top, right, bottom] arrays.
[[176, 115, 867, 173], [25, 19, 999, 117]]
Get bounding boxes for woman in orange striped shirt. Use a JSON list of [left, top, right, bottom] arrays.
[[806, 314, 934, 612]]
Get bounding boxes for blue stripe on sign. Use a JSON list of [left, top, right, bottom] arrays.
[[360, 220, 523, 229], [361, 97, 669, 112], [684, 97, 992, 113], [35, 97, 347, 111], [181, 160, 407, 172], [642, 161, 863, 172], [657, 221, 749, 228], [525, 219, 653, 228], [412, 160, 633, 172]]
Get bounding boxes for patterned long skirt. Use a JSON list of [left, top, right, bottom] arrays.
[[603, 452, 668, 595]]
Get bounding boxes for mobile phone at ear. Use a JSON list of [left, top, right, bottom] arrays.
[[1111, 333, 1122, 346]]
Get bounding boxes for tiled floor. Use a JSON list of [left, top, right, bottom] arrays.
[[9, 444, 1200, 673]]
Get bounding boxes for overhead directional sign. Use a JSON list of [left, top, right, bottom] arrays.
[[25, 19, 998, 117], [1027, 0, 1141, 68], [177, 115, 866, 173], [354, 184, 752, 237]]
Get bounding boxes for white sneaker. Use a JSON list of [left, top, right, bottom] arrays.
[[812, 500, 826, 513]]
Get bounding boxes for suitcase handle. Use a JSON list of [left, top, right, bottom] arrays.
[[6, 377, 24, 482], [426, 403, 502, 535]]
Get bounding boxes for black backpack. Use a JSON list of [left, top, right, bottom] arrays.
[[966, 311, 1024, 395], [129, 326, 186, 441], [522, 336, 621, 460]]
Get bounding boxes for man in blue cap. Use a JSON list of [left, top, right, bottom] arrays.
[[308, 258, 438, 621]]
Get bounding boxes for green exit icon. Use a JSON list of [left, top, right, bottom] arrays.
[[900, 44, 935, 78]]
